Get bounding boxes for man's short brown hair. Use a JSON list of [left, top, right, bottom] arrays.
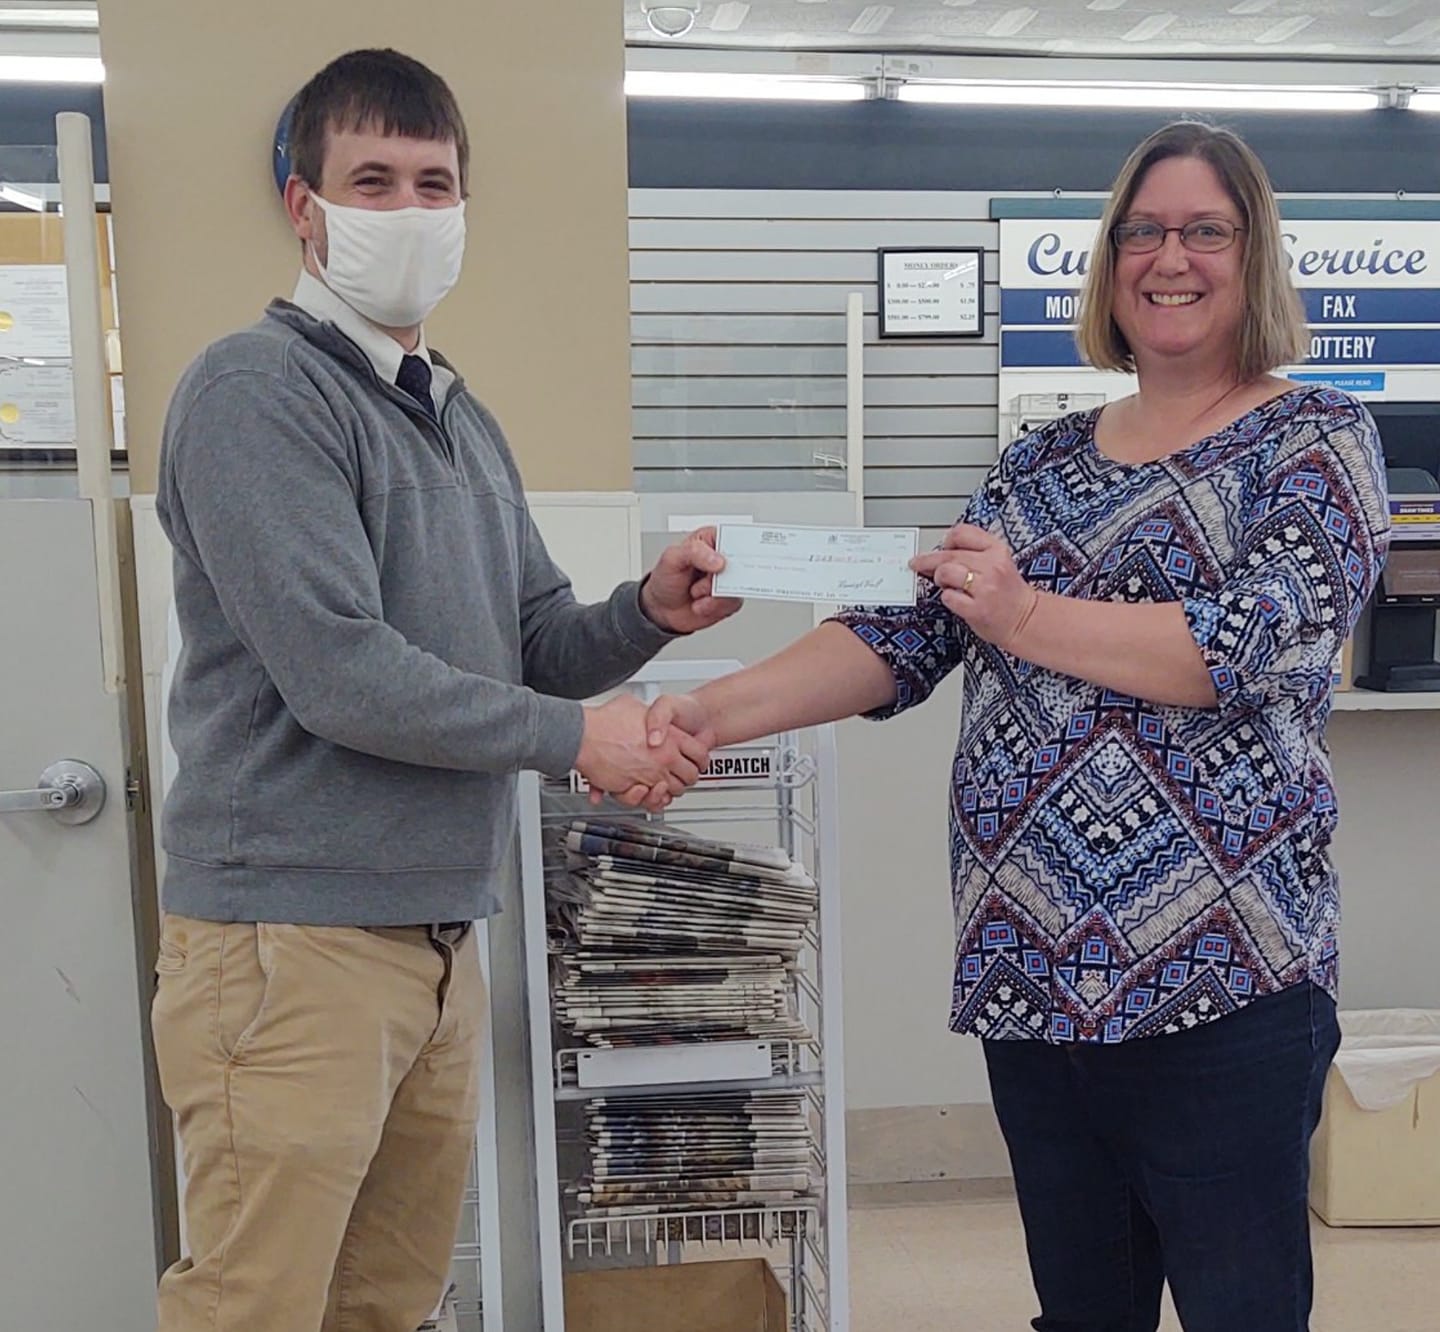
[[289, 48, 470, 195]]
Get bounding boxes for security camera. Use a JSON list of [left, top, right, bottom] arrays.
[[642, 1, 700, 38]]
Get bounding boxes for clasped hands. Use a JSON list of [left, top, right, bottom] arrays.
[[575, 692, 714, 813]]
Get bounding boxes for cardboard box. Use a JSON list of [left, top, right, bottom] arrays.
[[565, 1258, 788, 1332], [1310, 1038, 1440, 1227]]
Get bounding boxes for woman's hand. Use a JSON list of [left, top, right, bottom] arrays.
[[910, 523, 1041, 654]]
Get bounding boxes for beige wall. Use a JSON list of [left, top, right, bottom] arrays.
[[96, 0, 632, 494]]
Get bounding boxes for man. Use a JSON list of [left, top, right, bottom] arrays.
[[152, 48, 735, 1332]]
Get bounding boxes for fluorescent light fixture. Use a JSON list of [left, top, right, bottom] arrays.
[[896, 81, 1380, 111], [0, 6, 100, 27], [0, 53, 103, 82], [0, 183, 46, 210], [1409, 92, 1440, 111], [624, 71, 867, 101]]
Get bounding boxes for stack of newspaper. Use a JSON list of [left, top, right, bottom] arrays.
[[571, 1088, 813, 1217], [547, 818, 818, 1048]]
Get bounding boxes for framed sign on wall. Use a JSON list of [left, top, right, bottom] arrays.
[[877, 246, 984, 339]]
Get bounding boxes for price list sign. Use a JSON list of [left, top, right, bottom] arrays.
[[878, 247, 984, 339]]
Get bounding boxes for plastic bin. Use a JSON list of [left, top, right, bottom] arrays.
[[1309, 1009, 1440, 1226]]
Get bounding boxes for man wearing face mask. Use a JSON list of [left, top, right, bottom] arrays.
[[151, 49, 737, 1332]]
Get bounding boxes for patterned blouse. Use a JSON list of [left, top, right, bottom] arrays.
[[835, 386, 1389, 1044]]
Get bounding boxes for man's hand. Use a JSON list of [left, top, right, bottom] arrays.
[[640, 527, 744, 635], [910, 523, 1041, 654], [576, 694, 712, 813]]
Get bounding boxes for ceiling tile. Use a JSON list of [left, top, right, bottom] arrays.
[[623, 0, 1440, 58]]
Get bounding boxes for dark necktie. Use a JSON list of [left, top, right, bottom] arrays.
[[396, 354, 434, 415]]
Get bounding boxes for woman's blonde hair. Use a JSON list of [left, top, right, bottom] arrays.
[[1075, 121, 1309, 379]]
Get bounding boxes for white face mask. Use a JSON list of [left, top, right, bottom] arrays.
[[310, 193, 466, 329]]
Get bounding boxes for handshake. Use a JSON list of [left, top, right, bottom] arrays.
[[575, 692, 712, 813]]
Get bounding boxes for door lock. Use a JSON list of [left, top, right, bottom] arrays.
[[0, 761, 107, 826]]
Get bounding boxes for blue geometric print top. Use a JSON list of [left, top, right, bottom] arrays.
[[835, 387, 1389, 1043]]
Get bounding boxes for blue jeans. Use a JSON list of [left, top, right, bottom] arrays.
[[983, 983, 1341, 1332]]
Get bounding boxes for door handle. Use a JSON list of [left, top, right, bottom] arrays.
[[0, 760, 107, 826]]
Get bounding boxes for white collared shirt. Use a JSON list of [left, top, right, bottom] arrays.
[[291, 269, 455, 415]]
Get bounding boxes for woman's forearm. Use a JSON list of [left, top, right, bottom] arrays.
[[694, 622, 898, 746], [1013, 593, 1217, 709]]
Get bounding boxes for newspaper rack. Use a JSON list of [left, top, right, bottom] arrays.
[[520, 660, 851, 1331]]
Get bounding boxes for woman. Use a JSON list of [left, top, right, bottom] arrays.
[[643, 122, 1389, 1330]]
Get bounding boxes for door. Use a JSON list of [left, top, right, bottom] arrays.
[[0, 497, 161, 1330], [1, 115, 161, 1330]]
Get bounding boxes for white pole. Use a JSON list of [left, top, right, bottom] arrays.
[[518, 774, 567, 1329], [816, 724, 851, 1330], [815, 291, 869, 628], [473, 918, 506, 1332], [56, 111, 124, 694], [844, 291, 865, 529]]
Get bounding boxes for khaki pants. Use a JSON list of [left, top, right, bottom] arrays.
[[151, 914, 485, 1332]]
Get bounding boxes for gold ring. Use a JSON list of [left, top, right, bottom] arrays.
[[963, 569, 976, 592]]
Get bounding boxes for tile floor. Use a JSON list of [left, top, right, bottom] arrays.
[[848, 1186, 1440, 1332]]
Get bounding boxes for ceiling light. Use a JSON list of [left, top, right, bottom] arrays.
[[0, 6, 98, 28], [642, 1, 700, 38], [624, 71, 867, 101], [0, 183, 46, 210], [895, 82, 1380, 111], [1409, 92, 1440, 111], [0, 53, 103, 82]]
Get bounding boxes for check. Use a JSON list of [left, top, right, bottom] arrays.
[[713, 524, 919, 607]]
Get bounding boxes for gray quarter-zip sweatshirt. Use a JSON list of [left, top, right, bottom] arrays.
[[157, 301, 671, 925]]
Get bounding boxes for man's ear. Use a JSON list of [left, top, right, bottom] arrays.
[[283, 175, 316, 243]]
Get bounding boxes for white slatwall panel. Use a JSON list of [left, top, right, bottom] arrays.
[[630, 189, 1002, 532]]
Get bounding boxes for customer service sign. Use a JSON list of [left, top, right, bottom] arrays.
[[996, 207, 1440, 423]]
